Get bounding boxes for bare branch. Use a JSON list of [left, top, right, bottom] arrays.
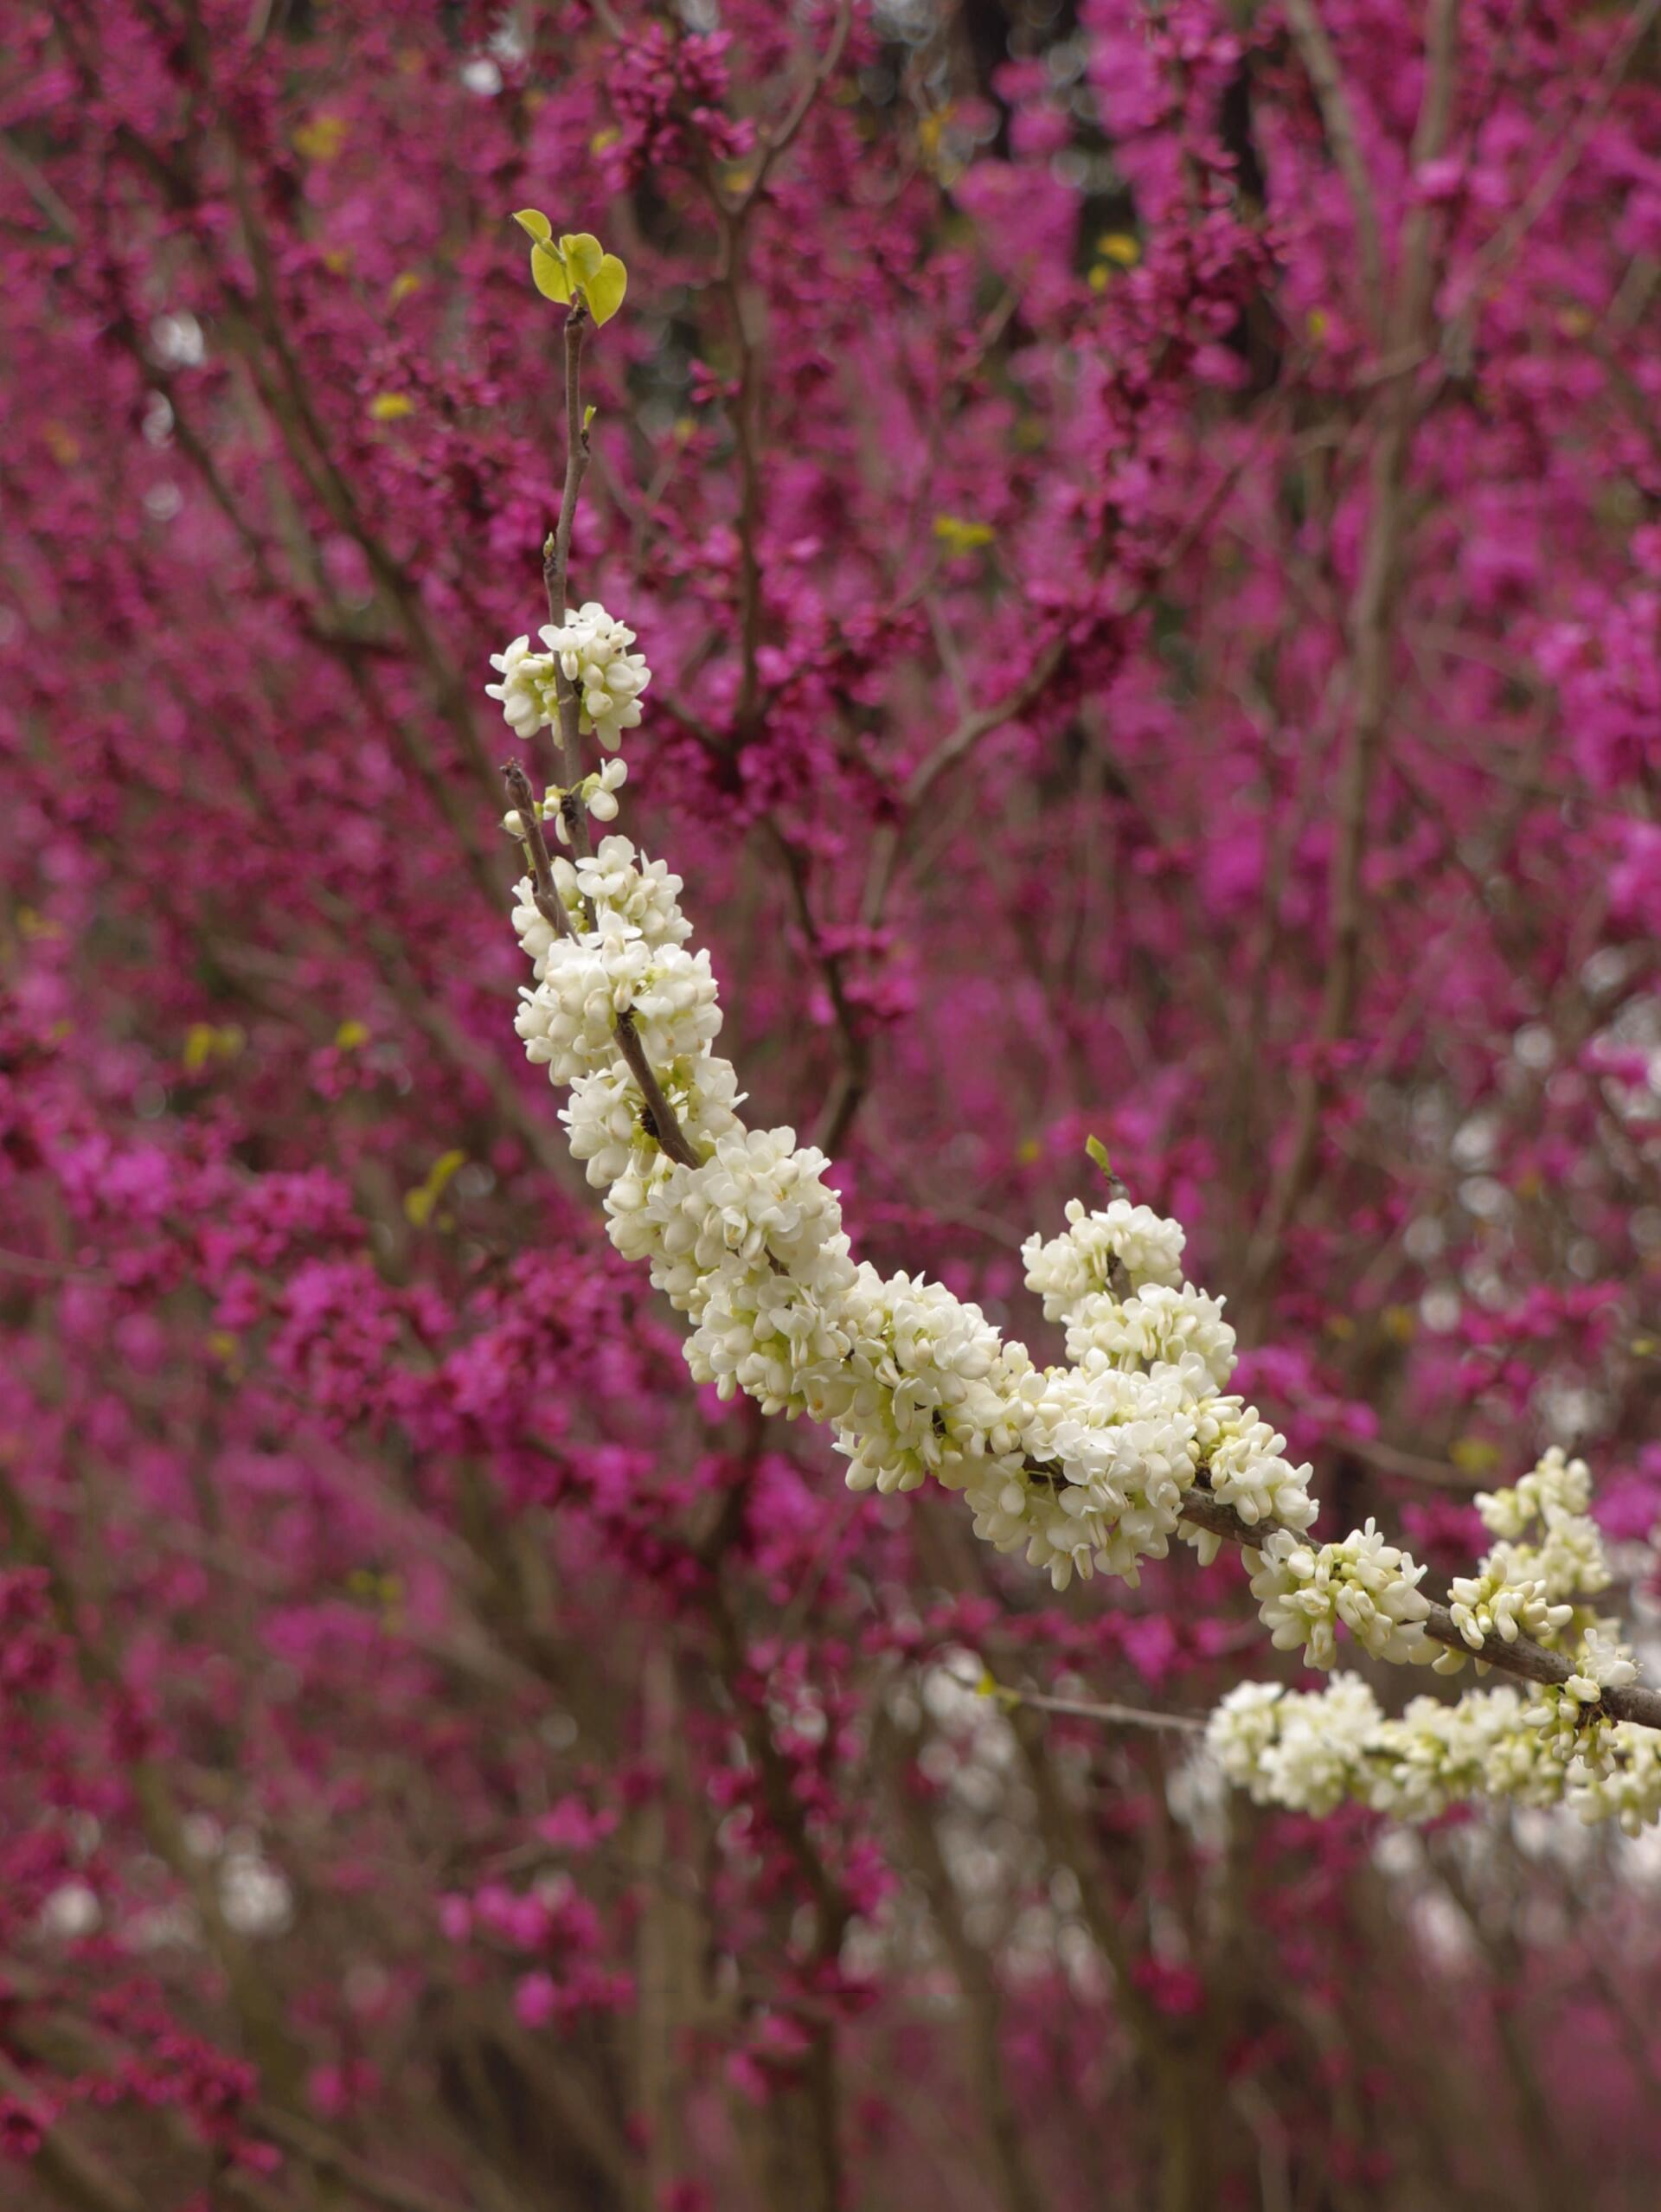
[[948, 1669, 1205, 1735], [515, 345, 702, 1174], [1281, 0, 1386, 329]]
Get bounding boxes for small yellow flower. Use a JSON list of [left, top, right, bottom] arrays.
[[919, 108, 953, 160], [933, 514, 996, 554], [183, 1023, 245, 1073], [294, 113, 348, 163], [1451, 1437, 1502, 1476]]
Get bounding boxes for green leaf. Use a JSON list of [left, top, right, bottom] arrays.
[[530, 238, 572, 304], [933, 512, 996, 553], [511, 208, 552, 241], [560, 232, 605, 285], [582, 404, 597, 433], [1085, 1134, 1113, 1177], [585, 252, 628, 325]]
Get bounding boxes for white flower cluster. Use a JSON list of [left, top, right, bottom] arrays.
[[1209, 1646, 1661, 1836], [1209, 1675, 1538, 1823], [486, 632, 558, 739], [1202, 1404, 1320, 1536], [1524, 1627, 1642, 1790], [1443, 1446, 1610, 1668], [486, 601, 651, 753], [1247, 1521, 1432, 1671], [1063, 1281, 1235, 1388], [1476, 1444, 1596, 1542], [496, 616, 1331, 1603], [494, 605, 1659, 1834], [1023, 1197, 1186, 1312], [1209, 1446, 1657, 1832]]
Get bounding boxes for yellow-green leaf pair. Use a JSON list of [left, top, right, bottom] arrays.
[[511, 210, 627, 325]]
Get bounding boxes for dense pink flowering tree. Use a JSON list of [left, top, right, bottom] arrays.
[[2, 2, 1660, 2208]]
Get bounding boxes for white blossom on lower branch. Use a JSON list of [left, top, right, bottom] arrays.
[[491, 619, 1660, 1834], [1208, 1657, 1661, 1835]]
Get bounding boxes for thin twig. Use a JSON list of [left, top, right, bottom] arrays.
[[1281, 0, 1386, 329], [252, 2106, 480, 2212], [514, 337, 702, 1172], [0, 2050, 146, 2212], [545, 306, 590, 632], [1245, 0, 1462, 1295], [544, 305, 597, 845], [948, 1669, 1204, 1735], [502, 762, 696, 1168], [734, 0, 855, 213], [0, 1248, 112, 1284], [1443, 0, 1661, 341], [501, 760, 572, 942]]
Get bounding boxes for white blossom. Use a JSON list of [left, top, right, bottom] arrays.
[[1064, 1280, 1236, 1390], [485, 632, 559, 737], [494, 606, 1661, 1838], [538, 601, 650, 750], [1247, 1520, 1430, 1670], [586, 755, 628, 822], [1195, 1401, 1318, 1533], [1475, 1446, 1592, 1540], [1023, 1198, 1186, 1322], [1436, 1446, 1612, 1673], [1446, 1558, 1574, 1652]]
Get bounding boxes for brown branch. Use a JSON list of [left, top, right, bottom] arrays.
[[1169, 1481, 1661, 1732], [1245, 0, 1462, 1295], [0, 2051, 146, 2212], [543, 306, 591, 633], [501, 761, 697, 1170], [542, 305, 600, 843], [0, 1469, 307, 2104], [1443, 0, 1661, 343], [734, 0, 855, 213], [948, 1670, 1204, 1735], [1281, 0, 1387, 329], [764, 821, 872, 1156], [612, 1008, 702, 1170], [500, 760, 572, 945], [515, 326, 704, 1175], [252, 2106, 479, 2212], [697, 0, 853, 744]]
